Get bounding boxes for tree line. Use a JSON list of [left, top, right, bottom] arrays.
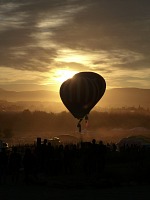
[[0, 110, 149, 138]]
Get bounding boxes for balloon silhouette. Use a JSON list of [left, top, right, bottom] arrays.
[[59, 72, 106, 132]]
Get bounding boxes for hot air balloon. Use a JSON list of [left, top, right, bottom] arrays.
[[59, 72, 106, 132]]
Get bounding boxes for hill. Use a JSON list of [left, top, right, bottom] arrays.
[[0, 88, 59, 102], [0, 88, 149, 109], [99, 88, 150, 108]]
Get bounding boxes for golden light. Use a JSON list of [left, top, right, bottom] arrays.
[[60, 55, 86, 63], [55, 49, 90, 65], [54, 69, 78, 83]]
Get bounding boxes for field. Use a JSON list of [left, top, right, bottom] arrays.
[[0, 182, 150, 200], [1, 140, 150, 200], [5, 127, 150, 146]]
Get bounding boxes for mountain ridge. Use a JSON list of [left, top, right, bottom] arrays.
[[0, 87, 150, 108]]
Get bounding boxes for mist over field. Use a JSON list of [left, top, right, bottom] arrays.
[[7, 127, 150, 146], [0, 109, 149, 146]]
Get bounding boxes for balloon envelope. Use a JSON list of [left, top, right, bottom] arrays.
[[59, 72, 106, 119]]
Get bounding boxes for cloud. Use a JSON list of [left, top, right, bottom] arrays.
[[50, 0, 150, 70], [0, 0, 86, 71], [0, 66, 45, 82], [104, 67, 150, 89], [0, 0, 150, 89], [52, 0, 150, 47]]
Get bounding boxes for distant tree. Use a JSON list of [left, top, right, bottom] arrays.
[[3, 128, 13, 139], [0, 128, 3, 138]]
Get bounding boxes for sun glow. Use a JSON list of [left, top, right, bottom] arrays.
[[54, 69, 78, 83], [60, 55, 86, 63], [55, 49, 91, 65]]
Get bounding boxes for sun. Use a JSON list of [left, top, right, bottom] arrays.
[[54, 69, 78, 83]]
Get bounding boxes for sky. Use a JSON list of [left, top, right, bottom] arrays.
[[0, 0, 150, 92]]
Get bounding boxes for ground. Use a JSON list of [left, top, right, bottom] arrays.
[[0, 184, 150, 200]]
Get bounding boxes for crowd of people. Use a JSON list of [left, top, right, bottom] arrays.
[[0, 138, 149, 186]]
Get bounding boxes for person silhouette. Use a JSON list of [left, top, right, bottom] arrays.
[[0, 148, 8, 184], [9, 147, 21, 184], [23, 148, 38, 184]]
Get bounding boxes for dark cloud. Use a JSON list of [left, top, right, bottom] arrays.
[[67, 0, 150, 38], [113, 58, 150, 70], [52, 0, 150, 69], [0, 0, 150, 74], [0, 0, 87, 71], [0, 46, 57, 71]]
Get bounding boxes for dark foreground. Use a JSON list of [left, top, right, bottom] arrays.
[[0, 183, 150, 200], [1, 140, 150, 199]]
